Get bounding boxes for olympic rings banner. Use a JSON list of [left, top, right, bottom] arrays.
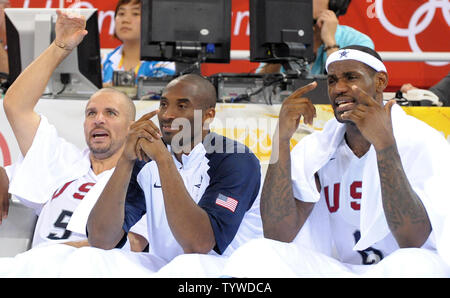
[[6, 0, 450, 90]]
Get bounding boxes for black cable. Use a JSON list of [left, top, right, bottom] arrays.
[[231, 74, 285, 104], [42, 74, 70, 97]]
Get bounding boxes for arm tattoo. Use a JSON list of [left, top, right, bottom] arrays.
[[260, 155, 294, 224], [260, 143, 306, 241], [376, 144, 431, 246]]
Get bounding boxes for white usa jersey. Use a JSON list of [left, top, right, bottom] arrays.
[[32, 168, 110, 247], [317, 138, 398, 265]]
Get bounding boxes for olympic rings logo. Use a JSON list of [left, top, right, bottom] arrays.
[[374, 0, 450, 66]]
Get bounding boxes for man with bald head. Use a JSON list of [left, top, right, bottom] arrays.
[[2, 10, 147, 251], [84, 73, 262, 275]]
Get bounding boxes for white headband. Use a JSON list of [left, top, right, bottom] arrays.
[[325, 49, 387, 73]]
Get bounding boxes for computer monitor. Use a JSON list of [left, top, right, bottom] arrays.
[[5, 8, 102, 98], [140, 0, 231, 65], [249, 0, 314, 71]]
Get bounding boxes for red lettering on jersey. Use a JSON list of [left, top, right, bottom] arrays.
[[52, 180, 75, 200], [324, 183, 340, 213], [73, 182, 95, 200], [350, 181, 362, 210]]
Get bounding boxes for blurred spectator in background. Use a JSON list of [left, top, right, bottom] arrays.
[[102, 0, 175, 86], [257, 0, 374, 75], [0, 0, 10, 75], [400, 71, 450, 107]]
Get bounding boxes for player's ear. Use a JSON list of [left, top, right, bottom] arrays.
[[202, 107, 215, 129], [375, 71, 388, 93], [203, 107, 215, 120]]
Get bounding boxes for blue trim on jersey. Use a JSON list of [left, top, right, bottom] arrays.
[[199, 134, 261, 254], [116, 159, 149, 248]]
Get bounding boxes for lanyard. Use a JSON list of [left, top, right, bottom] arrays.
[[118, 55, 141, 76]]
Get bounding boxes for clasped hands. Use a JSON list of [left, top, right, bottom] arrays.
[[123, 110, 168, 163]]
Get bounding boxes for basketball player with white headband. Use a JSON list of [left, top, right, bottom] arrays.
[[221, 45, 450, 277]]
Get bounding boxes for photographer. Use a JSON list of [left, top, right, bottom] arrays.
[[102, 0, 175, 87], [257, 0, 374, 75]]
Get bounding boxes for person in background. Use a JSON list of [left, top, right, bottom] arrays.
[[400, 71, 450, 107], [258, 0, 374, 75], [102, 0, 175, 86]]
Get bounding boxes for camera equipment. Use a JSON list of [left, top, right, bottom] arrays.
[[113, 70, 136, 87]]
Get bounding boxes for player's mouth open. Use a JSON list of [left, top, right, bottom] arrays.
[[335, 98, 356, 113], [91, 130, 110, 140]]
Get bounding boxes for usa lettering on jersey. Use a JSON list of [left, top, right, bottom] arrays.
[[324, 181, 362, 213], [47, 180, 96, 241], [323, 180, 385, 265]]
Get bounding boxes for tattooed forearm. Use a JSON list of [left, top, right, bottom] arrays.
[[260, 141, 313, 242], [376, 144, 431, 248], [260, 146, 293, 223]]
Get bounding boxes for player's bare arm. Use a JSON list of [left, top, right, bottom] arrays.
[[87, 111, 161, 249], [260, 82, 317, 242], [342, 85, 431, 248], [136, 137, 216, 254], [0, 166, 10, 225], [376, 144, 431, 247], [3, 10, 87, 156]]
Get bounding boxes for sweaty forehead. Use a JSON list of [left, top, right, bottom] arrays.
[[327, 60, 370, 76], [86, 90, 127, 110]]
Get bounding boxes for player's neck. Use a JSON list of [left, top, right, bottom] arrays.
[[172, 131, 208, 163], [344, 125, 371, 158], [89, 150, 122, 175]]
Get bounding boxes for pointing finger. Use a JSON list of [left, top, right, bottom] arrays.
[[384, 99, 396, 117], [288, 81, 318, 100], [351, 85, 377, 107], [137, 109, 160, 122]]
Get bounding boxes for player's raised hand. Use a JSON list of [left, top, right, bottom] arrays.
[[54, 9, 88, 51], [278, 81, 317, 142], [123, 110, 161, 162], [341, 85, 396, 151]]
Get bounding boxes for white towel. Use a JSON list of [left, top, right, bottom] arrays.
[[290, 104, 450, 251], [66, 169, 114, 235]]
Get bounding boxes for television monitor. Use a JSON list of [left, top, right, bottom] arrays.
[[249, 0, 314, 70], [140, 0, 231, 65], [5, 8, 102, 98]]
